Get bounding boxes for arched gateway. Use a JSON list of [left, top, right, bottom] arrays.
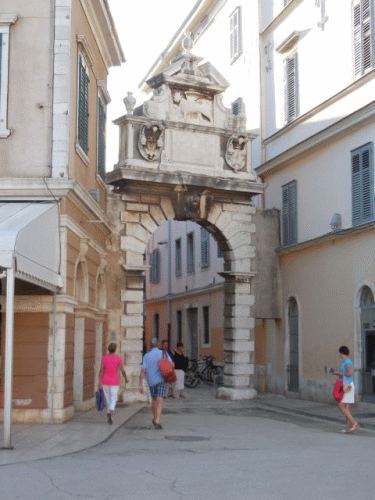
[[106, 38, 264, 401]]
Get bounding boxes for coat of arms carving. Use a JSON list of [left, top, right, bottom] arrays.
[[138, 122, 164, 161], [225, 135, 248, 172]]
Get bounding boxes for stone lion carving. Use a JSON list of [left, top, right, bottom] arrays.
[[171, 90, 212, 124], [138, 122, 164, 161], [225, 135, 248, 172]]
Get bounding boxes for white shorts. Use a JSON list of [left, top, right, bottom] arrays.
[[341, 382, 355, 404], [102, 385, 119, 411], [175, 369, 185, 391]]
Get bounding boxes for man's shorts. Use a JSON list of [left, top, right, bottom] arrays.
[[149, 381, 168, 399]]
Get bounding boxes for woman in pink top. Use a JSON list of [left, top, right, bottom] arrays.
[[98, 342, 128, 424]]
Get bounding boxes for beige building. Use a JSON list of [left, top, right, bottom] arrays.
[[139, 0, 375, 403], [0, 0, 124, 434]]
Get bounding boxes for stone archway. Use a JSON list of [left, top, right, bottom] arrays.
[[106, 36, 264, 401]]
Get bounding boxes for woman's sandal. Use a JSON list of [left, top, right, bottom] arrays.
[[347, 423, 360, 433]]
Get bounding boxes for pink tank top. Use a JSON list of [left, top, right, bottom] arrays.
[[101, 354, 122, 386]]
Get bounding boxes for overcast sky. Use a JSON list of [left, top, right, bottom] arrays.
[[106, 0, 199, 170]]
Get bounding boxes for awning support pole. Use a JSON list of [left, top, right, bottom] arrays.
[[3, 266, 15, 449]]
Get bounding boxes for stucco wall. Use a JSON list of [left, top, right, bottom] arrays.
[[83, 318, 96, 400]]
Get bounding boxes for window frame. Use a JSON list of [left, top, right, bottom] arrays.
[[351, 142, 374, 226], [150, 248, 161, 284], [175, 237, 182, 277], [97, 94, 106, 180], [187, 232, 195, 274], [282, 180, 298, 247], [201, 228, 210, 269], [353, 0, 373, 77], [77, 51, 90, 158], [284, 52, 299, 124], [0, 15, 17, 138], [229, 6, 243, 64]]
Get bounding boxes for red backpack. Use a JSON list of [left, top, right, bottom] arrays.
[[159, 358, 177, 383]]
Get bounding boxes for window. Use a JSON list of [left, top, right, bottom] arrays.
[[229, 7, 242, 63], [352, 143, 374, 226], [77, 53, 89, 155], [203, 306, 210, 346], [154, 313, 160, 339], [0, 15, 17, 138], [353, 0, 372, 76], [201, 228, 210, 268], [97, 96, 106, 180], [175, 238, 182, 277], [150, 248, 161, 283], [217, 244, 224, 258], [187, 232, 195, 273], [177, 310, 182, 343], [284, 53, 298, 123], [282, 180, 297, 246]]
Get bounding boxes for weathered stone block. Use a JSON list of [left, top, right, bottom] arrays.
[[224, 351, 250, 364], [224, 305, 251, 318], [126, 302, 144, 315], [121, 314, 143, 328], [223, 375, 250, 387], [215, 212, 233, 232], [121, 211, 139, 223], [140, 213, 158, 233], [126, 203, 149, 212], [124, 327, 143, 339], [160, 197, 175, 219], [122, 194, 140, 202], [150, 205, 167, 226], [121, 289, 143, 302], [141, 195, 159, 204], [125, 276, 144, 290], [121, 340, 143, 352], [126, 223, 151, 243], [224, 328, 252, 341], [207, 203, 222, 225], [222, 203, 255, 214], [224, 364, 254, 376], [223, 340, 254, 352], [121, 236, 146, 254], [225, 294, 255, 306], [231, 258, 252, 273], [125, 251, 144, 267], [224, 316, 254, 329]]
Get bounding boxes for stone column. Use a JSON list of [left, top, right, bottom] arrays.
[[217, 273, 256, 400]]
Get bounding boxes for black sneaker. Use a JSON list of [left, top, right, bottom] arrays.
[[107, 413, 113, 425]]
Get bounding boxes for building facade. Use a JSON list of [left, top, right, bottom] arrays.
[[144, 220, 225, 362], [0, 0, 124, 425], [140, 0, 375, 403]]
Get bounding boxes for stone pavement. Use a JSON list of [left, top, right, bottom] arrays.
[[1, 387, 374, 466]]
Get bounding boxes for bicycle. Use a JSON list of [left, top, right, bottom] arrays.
[[184, 355, 223, 388]]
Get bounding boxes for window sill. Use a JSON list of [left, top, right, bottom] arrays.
[[75, 143, 90, 166]]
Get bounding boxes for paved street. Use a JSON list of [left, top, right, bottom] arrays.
[[1, 386, 375, 500]]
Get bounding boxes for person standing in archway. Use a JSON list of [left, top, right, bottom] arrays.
[[139, 338, 168, 429], [98, 342, 129, 425]]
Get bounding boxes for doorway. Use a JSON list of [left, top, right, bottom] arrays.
[[287, 297, 299, 392], [360, 286, 375, 400]]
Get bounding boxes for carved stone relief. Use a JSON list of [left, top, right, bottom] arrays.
[[172, 188, 213, 221], [225, 135, 248, 172], [171, 90, 212, 124], [138, 122, 164, 161]]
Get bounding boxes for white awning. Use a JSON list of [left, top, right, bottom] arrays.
[[0, 202, 63, 290]]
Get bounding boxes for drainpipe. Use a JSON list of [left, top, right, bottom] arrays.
[[2, 264, 15, 449], [167, 219, 172, 343], [47, 0, 55, 175]]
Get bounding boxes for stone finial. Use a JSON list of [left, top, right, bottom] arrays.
[[123, 92, 136, 114], [182, 31, 194, 54]]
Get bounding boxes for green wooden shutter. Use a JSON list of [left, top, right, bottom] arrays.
[[78, 55, 89, 154], [97, 97, 106, 179], [352, 143, 374, 226], [282, 181, 297, 246], [284, 54, 298, 123], [201, 228, 210, 268], [353, 0, 372, 76]]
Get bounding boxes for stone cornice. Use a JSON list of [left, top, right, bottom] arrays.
[[79, 0, 125, 69], [145, 282, 224, 305], [256, 100, 375, 178], [277, 220, 375, 256], [0, 14, 18, 25], [77, 35, 95, 67], [97, 80, 111, 104]]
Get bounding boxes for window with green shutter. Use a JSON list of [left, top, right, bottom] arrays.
[[284, 53, 298, 123], [282, 180, 298, 246], [187, 232, 195, 273], [97, 97, 106, 179], [150, 248, 161, 284], [352, 143, 374, 226], [353, 0, 372, 77], [175, 238, 182, 277], [201, 228, 210, 268], [77, 54, 89, 154]]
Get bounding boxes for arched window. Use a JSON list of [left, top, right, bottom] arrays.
[[288, 297, 299, 392], [75, 262, 86, 302], [96, 274, 106, 309]]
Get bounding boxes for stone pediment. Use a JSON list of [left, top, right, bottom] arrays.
[[147, 53, 230, 95]]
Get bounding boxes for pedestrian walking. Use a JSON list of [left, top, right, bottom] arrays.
[[161, 339, 175, 398], [139, 337, 168, 429], [98, 342, 129, 425], [173, 342, 189, 398], [331, 345, 360, 433]]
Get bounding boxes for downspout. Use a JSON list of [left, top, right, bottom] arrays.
[[167, 219, 172, 343], [50, 291, 57, 422], [47, 0, 55, 175], [2, 265, 15, 449]]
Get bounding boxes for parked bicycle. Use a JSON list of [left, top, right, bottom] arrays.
[[184, 355, 223, 388]]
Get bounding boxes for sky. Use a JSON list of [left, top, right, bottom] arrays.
[[106, 0, 199, 171]]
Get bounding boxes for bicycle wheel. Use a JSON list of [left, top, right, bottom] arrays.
[[208, 366, 222, 385], [184, 370, 200, 388]]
